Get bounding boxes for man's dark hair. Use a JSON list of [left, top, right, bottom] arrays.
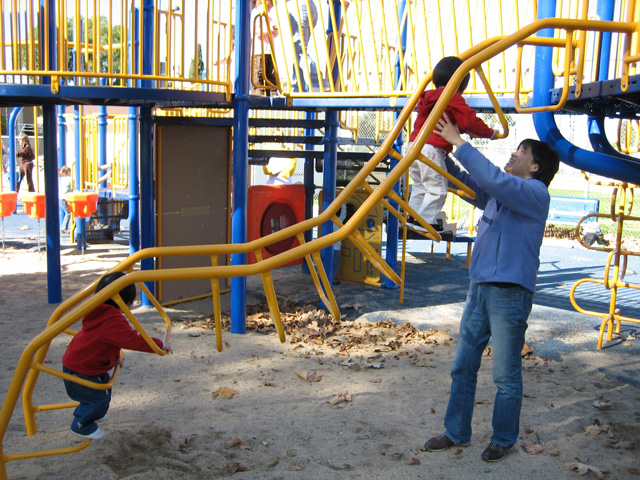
[[518, 139, 560, 186], [432, 56, 470, 93], [96, 271, 136, 308]]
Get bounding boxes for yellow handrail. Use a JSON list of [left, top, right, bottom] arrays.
[[3, 14, 640, 479]]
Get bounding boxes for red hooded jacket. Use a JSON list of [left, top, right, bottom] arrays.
[[62, 303, 163, 376], [409, 88, 495, 154]]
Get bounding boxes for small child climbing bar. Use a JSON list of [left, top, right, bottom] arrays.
[[61, 271, 173, 440]]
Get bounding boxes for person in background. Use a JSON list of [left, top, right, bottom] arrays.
[[287, 0, 323, 92], [59, 166, 72, 234], [62, 271, 172, 439], [16, 133, 35, 193], [251, 0, 279, 96], [422, 113, 559, 462], [407, 56, 497, 232]]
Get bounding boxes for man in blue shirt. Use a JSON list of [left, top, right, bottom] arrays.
[[422, 113, 560, 462]]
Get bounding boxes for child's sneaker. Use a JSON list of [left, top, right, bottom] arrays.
[[72, 426, 104, 440]]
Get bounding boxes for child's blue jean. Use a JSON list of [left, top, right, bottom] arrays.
[[63, 366, 112, 435]]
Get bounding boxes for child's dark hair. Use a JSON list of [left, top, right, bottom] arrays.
[[432, 56, 470, 92], [96, 271, 136, 308], [518, 139, 560, 186]]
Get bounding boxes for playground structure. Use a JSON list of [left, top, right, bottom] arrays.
[[2, 0, 640, 477]]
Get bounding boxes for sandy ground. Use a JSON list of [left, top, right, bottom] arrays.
[[0, 241, 639, 480]]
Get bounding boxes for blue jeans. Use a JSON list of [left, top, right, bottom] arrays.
[[444, 282, 532, 447], [60, 198, 70, 231], [63, 366, 112, 435], [288, 0, 321, 92]]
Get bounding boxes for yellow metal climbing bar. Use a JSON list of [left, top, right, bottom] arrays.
[[570, 180, 640, 349], [3, 13, 640, 479]]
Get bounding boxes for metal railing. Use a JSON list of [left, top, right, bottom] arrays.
[[2, 10, 640, 480], [3, 1, 638, 100]]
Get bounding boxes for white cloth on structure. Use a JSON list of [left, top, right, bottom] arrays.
[[407, 142, 448, 224]]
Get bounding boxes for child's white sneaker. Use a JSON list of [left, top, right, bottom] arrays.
[[72, 426, 104, 440]]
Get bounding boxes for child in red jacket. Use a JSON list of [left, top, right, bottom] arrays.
[[62, 271, 172, 439], [407, 56, 497, 232]]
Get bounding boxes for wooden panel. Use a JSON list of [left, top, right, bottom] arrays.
[[156, 124, 230, 303]]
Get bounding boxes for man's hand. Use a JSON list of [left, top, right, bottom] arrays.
[[435, 113, 465, 148]]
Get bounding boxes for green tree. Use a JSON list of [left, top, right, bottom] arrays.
[[189, 44, 204, 79], [66, 16, 123, 85]]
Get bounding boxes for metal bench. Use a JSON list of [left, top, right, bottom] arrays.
[[547, 195, 600, 227]]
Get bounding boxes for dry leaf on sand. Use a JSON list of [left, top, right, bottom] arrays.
[[226, 437, 251, 449], [565, 462, 605, 479], [212, 387, 239, 399], [292, 369, 323, 382], [522, 441, 543, 455]]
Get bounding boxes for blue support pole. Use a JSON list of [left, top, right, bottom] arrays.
[[303, 112, 316, 243], [139, 0, 155, 307], [139, 106, 155, 307], [8, 107, 21, 193], [320, 111, 339, 285], [98, 104, 108, 191], [43, 105, 62, 303], [127, 107, 140, 255], [57, 105, 66, 222], [383, 0, 407, 289], [57, 105, 66, 169], [595, 0, 615, 82], [73, 106, 86, 250], [230, 0, 251, 334], [42, 1, 61, 303]]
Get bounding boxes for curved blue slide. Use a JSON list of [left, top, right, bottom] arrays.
[[532, 0, 640, 186]]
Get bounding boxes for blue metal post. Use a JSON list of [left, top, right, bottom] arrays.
[[57, 104, 66, 222], [230, 0, 251, 334], [139, 0, 155, 307], [42, 2, 62, 303], [383, 0, 407, 289], [595, 0, 615, 81], [128, 107, 140, 255], [8, 107, 21, 193], [43, 105, 62, 303], [73, 106, 86, 250], [98, 104, 108, 190], [320, 111, 339, 284], [139, 106, 155, 306]]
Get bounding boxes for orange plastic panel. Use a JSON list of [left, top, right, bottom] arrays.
[[247, 184, 305, 266], [0, 191, 18, 218], [65, 192, 99, 218], [20, 192, 46, 219]]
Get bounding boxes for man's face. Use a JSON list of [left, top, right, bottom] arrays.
[[505, 144, 538, 179]]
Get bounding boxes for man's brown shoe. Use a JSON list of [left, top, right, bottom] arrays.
[[481, 442, 514, 462], [422, 434, 469, 451]]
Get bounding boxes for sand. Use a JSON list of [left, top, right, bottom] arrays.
[[0, 242, 639, 480]]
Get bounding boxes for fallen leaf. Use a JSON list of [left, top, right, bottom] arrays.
[[406, 458, 420, 465], [593, 400, 613, 410], [628, 467, 639, 475], [521, 344, 534, 356], [227, 462, 248, 474], [329, 392, 352, 406], [265, 457, 279, 468], [565, 462, 605, 480], [226, 437, 251, 449], [585, 425, 603, 435], [212, 387, 239, 399], [624, 442, 636, 450], [292, 369, 323, 382], [522, 442, 543, 455], [290, 465, 302, 471]]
